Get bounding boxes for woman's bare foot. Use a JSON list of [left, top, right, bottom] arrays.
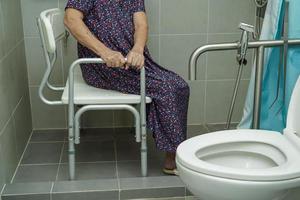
[[164, 152, 176, 170]]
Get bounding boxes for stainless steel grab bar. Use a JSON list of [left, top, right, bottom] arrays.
[[189, 39, 300, 129]]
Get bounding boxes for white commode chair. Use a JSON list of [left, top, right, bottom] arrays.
[[37, 8, 151, 180]]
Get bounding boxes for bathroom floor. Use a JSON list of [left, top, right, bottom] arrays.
[[1, 124, 234, 200]]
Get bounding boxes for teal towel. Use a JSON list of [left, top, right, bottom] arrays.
[[238, 0, 300, 132]]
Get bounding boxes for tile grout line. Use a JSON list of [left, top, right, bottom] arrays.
[[55, 141, 66, 181], [20, 160, 118, 167], [59, 37, 68, 130], [20, 163, 61, 166], [28, 77, 251, 88], [50, 181, 55, 200], [158, 0, 161, 64], [159, 33, 206, 36], [10, 129, 34, 184], [203, 0, 210, 124], [32, 128, 68, 131], [32, 125, 214, 132], [3, 192, 55, 197], [0, 96, 24, 137], [50, 188, 120, 194], [113, 138, 121, 200], [23, 32, 243, 39], [30, 141, 65, 144], [0, 38, 24, 64], [158, 32, 243, 36], [204, 124, 210, 133], [0, 183, 6, 200]]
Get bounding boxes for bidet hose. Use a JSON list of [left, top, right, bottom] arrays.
[[226, 62, 244, 130]]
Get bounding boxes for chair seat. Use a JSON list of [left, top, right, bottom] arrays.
[[61, 72, 152, 105]]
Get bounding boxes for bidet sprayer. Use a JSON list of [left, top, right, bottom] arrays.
[[237, 23, 256, 65]]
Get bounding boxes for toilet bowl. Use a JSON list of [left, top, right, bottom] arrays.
[[176, 76, 300, 200]]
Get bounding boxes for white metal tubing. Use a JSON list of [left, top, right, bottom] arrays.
[[67, 58, 104, 180], [68, 58, 148, 179], [46, 52, 65, 91], [74, 105, 141, 144], [140, 67, 147, 176], [37, 18, 63, 105], [37, 17, 65, 92], [68, 58, 105, 148], [68, 153, 75, 180]]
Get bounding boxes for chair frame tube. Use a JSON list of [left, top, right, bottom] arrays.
[[68, 58, 147, 180], [37, 17, 65, 101]]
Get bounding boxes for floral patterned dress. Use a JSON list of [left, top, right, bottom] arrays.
[[66, 0, 190, 152]]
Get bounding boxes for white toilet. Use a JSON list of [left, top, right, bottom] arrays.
[[176, 76, 300, 200]]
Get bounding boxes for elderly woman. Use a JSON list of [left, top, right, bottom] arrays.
[[64, 0, 190, 174]]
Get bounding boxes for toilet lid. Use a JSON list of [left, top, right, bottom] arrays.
[[176, 129, 300, 181]]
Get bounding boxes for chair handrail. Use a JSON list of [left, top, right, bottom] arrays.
[[67, 58, 147, 109]]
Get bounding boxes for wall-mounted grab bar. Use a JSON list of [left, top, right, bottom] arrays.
[[189, 39, 300, 129]]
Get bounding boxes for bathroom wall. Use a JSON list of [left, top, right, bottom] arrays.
[[0, 0, 32, 191], [21, 0, 256, 130]]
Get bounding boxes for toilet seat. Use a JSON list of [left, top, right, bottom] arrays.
[[176, 129, 300, 181]]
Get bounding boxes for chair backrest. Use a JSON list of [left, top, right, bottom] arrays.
[[39, 8, 65, 54]]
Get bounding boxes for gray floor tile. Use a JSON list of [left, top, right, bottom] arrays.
[[21, 142, 63, 164], [186, 189, 193, 196], [56, 162, 117, 181], [120, 176, 185, 190], [117, 161, 166, 178], [52, 179, 119, 193], [62, 141, 115, 163], [79, 128, 115, 142], [52, 191, 118, 200], [206, 123, 237, 132], [206, 123, 226, 132], [31, 130, 66, 142], [116, 139, 140, 161], [2, 194, 50, 200], [120, 187, 185, 200], [135, 198, 185, 200], [185, 197, 200, 200], [187, 125, 209, 138], [116, 135, 164, 162], [114, 127, 135, 139], [148, 148, 165, 163], [3, 182, 52, 195], [13, 165, 59, 183]]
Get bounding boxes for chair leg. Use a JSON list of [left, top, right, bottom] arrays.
[[68, 127, 75, 180], [68, 148, 75, 180], [141, 127, 147, 177]]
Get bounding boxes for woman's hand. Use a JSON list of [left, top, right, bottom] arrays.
[[100, 48, 126, 68], [125, 48, 145, 70]]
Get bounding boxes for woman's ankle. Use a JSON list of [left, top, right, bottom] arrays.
[[164, 152, 176, 169]]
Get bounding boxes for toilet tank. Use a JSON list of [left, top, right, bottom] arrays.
[[286, 76, 300, 136]]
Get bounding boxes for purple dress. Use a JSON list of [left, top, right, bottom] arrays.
[[66, 0, 190, 152]]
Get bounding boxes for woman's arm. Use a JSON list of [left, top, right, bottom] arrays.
[[64, 8, 126, 67], [126, 12, 149, 69]]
